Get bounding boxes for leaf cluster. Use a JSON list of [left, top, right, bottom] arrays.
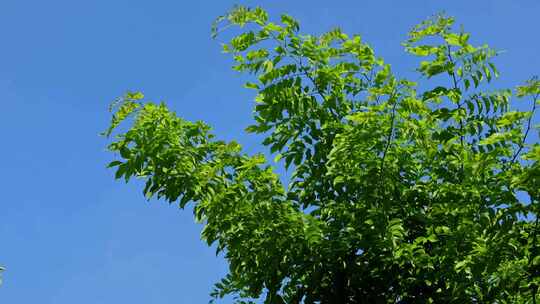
[[106, 7, 539, 304]]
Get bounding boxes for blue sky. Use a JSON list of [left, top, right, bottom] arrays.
[[0, 0, 538, 303]]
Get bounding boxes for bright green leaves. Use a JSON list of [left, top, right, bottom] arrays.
[[214, 6, 298, 55], [405, 14, 456, 78], [106, 6, 539, 304], [102, 91, 143, 137], [212, 6, 269, 38], [497, 111, 532, 128], [523, 144, 540, 161], [229, 31, 258, 52], [418, 58, 454, 79], [511, 77, 540, 164], [280, 14, 299, 33], [405, 13, 498, 90], [479, 130, 519, 146], [444, 33, 467, 47], [105, 95, 324, 303], [406, 13, 455, 44], [517, 76, 540, 98], [404, 13, 526, 187], [106, 102, 215, 191], [212, 6, 392, 227], [374, 64, 391, 87], [257, 63, 296, 85]]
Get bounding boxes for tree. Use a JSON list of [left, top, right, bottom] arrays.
[[104, 6, 539, 303]]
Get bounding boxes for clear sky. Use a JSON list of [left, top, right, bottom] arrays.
[[0, 0, 538, 303]]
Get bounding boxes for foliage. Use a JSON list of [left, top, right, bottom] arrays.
[[105, 6, 539, 303]]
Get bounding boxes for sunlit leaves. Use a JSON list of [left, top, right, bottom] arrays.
[[517, 76, 540, 98], [106, 6, 539, 304], [102, 91, 143, 137]]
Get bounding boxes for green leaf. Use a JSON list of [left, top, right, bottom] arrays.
[[444, 33, 461, 46], [107, 160, 123, 168]]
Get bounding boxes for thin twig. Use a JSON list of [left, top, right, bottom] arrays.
[[511, 93, 539, 163]]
